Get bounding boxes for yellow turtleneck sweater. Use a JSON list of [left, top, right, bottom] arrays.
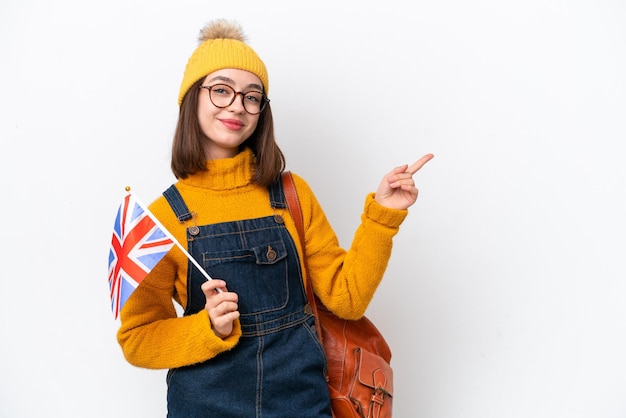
[[117, 149, 408, 369]]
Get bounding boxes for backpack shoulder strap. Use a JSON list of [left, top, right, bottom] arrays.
[[282, 171, 321, 337]]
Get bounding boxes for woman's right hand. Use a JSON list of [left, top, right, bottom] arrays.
[[201, 279, 239, 339]]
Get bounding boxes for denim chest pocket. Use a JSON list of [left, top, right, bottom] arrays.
[[201, 239, 290, 314], [202, 240, 287, 266]]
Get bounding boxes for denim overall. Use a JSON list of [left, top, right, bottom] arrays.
[[163, 179, 332, 418]]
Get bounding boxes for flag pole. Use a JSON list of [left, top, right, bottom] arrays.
[[126, 187, 215, 284]]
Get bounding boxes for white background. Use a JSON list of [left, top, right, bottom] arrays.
[[1, 0, 625, 417]]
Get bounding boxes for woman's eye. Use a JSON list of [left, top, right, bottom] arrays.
[[244, 93, 262, 103]]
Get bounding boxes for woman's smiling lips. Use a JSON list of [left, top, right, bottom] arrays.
[[220, 118, 244, 130]]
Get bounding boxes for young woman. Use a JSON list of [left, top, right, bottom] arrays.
[[116, 18, 433, 417]]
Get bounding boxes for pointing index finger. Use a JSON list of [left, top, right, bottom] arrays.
[[406, 153, 434, 175]]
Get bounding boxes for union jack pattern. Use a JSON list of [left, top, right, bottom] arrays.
[[108, 192, 175, 319]]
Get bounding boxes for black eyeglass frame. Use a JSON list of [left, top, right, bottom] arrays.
[[200, 84, 270, 115]]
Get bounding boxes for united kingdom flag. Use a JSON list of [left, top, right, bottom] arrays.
[[108, 191, 175, 319]]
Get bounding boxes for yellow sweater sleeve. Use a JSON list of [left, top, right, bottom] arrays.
[[288, 174, 408, 320]]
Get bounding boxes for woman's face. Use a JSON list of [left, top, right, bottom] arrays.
[[197, 68, 264, 160]]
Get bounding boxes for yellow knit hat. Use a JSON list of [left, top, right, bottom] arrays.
[[178, 19, 269, 106]]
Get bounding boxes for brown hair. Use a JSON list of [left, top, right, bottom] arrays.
[[171, 78, 285, 187]]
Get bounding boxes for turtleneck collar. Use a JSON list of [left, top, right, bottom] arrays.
[[179, 148, 256, 191]]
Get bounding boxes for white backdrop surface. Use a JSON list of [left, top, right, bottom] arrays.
[[1, 0, 625, 417]]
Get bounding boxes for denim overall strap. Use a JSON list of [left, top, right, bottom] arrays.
[[162, 184, 203, 315], [268, 176, 287, 210], [163, 184, 194, 221]]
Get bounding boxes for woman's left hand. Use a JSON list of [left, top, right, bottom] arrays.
[[374, 153, 434, 210]]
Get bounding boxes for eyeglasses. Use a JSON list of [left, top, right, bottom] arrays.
[[200, 84, 270, 115]]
